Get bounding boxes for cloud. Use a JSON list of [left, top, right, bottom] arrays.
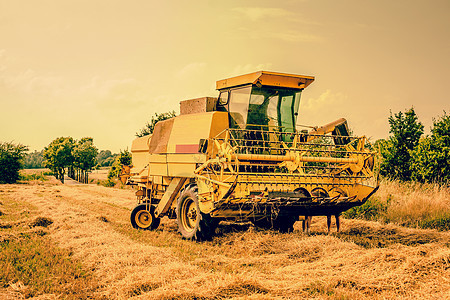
[[228, 63, 274, 77], [233, 6, 321, 26], [176, 62, 207, 79], [275, 31, 322, 43], [298, 90, 348, 127], [233, 7, 290, 22], [0, 68, 67, 98], [233, 25, 322, 43], [81, 77, 140, 100], [302, 90, 347, 111]]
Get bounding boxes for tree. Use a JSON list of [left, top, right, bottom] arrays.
[[411, 112, 450, 183], [24, 150, 44, 169], [107, 149, 132, 181], [73, 137, 98, 183], [0, 142, 28, 184], [96, 150, 117, 167], [379, 108, 424, 181], [136, 111, 176, 137], [43, 137, 75, 183]]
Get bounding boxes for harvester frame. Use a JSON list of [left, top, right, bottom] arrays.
[[121, 71, 378, 240]]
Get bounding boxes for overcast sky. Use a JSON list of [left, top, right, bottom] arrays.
[[1, 0, 449, 152]]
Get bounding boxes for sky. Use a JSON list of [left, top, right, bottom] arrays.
[[1, 0, 449, 152]]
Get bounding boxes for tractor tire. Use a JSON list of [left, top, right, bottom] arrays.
[[176, 184, 216, 241], [130, 204, 161, 230]]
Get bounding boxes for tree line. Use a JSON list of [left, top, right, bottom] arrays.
[[41, 137, 132, 184], [377, 108, 449, 184], [42, 137, 98, 183], [1, 110, 448, 185], [23, 149, 118, 169]]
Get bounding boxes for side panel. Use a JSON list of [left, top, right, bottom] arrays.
[[167, 154, 206, 177], [149, 118, 174, 154], [130, 112, 229, 186], [130, 135, 151, 174], [148, 154, 168, 177], [166, 111, 228, 153]]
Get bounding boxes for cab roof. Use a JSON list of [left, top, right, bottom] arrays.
[[216, 71, 315, 91]]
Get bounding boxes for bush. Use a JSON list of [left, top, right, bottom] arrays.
[[418, 215, 450, 231], [101, 180, 116, 187], [378, 108, 423, 181], [342, 196, 388, 220], [411, 112, 450, 184], [19, 172, 47, 182], [107, 149, 131, 181], [0, 142, 28, 184]]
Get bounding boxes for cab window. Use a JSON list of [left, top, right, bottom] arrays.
[[228, 86, 251, 128]]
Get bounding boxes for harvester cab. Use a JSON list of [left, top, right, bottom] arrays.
[[123, 71, 379, 241], [216, 71, 313, 133]]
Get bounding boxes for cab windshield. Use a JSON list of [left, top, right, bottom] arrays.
[[219, 85, 302, 132]]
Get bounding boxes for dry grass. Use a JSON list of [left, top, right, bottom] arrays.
[[381, 180, 450, 227], [89, 167, 111, 185], [345, 180, 450, 230], [0, 179, 449, 299], [0, 188, 97, 299]]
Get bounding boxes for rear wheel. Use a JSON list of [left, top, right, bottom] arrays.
[[176, 185, 216, 241], [130, 204, 161, 230]]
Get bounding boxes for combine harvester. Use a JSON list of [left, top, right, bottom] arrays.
[[120, 71, 378, 240]]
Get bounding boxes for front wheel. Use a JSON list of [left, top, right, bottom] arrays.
[[176, 185, 216, 241], [130, 204, 161, 230]]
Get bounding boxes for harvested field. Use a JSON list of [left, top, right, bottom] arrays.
[[0, 180, 449, 299], [89, 168, 110, 183]]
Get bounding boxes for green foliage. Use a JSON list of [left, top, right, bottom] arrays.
[[411, 112, 450, 184], [136, 111, 176, 137], [107, 149, 132, 181], [96, 150, 117, 167], [379, 108, 423, 181], [73, 137, 98, 172], [418, 215, 450, 231], [0, 141, 29, 184], [19, 172, 47, 181], [342, 196, 388, 220], [101, 179, 116, 187], [43, 137, 75, 182], [43, 137, 101, 183], [118, 149, 132, 166], [24, 150, 44, 169]]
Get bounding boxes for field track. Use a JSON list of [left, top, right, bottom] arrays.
[[1, 180, 449, 299]]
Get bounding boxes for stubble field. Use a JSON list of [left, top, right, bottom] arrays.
[[0, 176, 449, 299]]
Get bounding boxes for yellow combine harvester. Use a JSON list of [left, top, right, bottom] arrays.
[[121, 71, 378, 240]]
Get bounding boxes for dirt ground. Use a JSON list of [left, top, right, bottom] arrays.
[[0, 179, 449, 299]]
